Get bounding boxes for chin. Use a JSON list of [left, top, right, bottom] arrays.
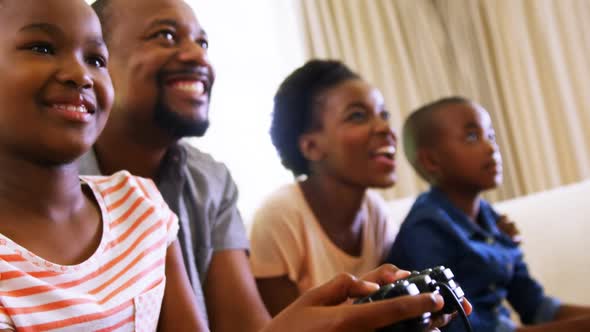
[[369, 176, 397, 189]]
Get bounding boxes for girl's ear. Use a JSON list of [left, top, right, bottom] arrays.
[[417, 147, 440, 180], [299, 132, 325, 162]]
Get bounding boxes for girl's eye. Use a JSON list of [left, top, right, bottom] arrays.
[[29, 43, 54, 55], [380, 110, 391, 121], [86, 55, 107, 68]]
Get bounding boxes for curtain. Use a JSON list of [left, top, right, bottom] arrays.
[[301, 0, 590, 201]]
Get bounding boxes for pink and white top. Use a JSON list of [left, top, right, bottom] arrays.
[[0, 171, 178, 331]]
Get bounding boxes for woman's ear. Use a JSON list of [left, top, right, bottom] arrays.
[[299, 132, 324, 162]]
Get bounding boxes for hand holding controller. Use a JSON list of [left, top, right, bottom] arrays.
[[354, 266, 471, 332]]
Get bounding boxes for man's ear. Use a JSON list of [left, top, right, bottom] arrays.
[[417, 147, 440, 179], [299, 132, 324, 162]]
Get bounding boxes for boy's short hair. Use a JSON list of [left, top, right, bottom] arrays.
[[271, 59, 360, 176], [403, 96, 471, 181]]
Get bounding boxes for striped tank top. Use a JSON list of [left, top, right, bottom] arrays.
[[0, 171, 178, 331]]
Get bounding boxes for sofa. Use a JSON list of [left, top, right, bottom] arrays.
[[386, 180, 590, 306]]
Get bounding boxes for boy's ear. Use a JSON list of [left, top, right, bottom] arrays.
[[417, 147, 440, 178], [299, 132, 325, 162]]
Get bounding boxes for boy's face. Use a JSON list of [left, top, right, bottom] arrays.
[[0, 0, 113, 164], [106, 0, 215, 139], [303, 79, 398, 188], [426, 102, 502, 192]]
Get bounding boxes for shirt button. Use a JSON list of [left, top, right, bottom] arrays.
[[489, 284, 496, 291], [486, 237, 495, 245]]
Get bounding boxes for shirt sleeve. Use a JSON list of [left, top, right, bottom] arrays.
[[211, 165, 249, 251], [506, 255, 561, 324], [248, 202, 304, 282]]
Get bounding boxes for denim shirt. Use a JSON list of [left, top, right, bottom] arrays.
[[387, 188, 560, 332]]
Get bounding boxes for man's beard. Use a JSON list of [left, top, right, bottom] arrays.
[[154, 100, 210, 138]]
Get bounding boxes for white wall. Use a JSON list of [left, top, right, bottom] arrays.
[[185, 0, 306, 223]]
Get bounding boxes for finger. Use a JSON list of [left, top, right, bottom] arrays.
[[297, 273, 379, 307], [462, 298, 473, 315], [338, 293, 444, 330], [360, 264, 411, 285], [430, 313, 453, 327]]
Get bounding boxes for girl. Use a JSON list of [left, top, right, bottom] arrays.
[[0, 0, 205, 330]]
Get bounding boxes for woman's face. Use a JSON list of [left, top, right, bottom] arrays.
[[303, 79, 397, 189]]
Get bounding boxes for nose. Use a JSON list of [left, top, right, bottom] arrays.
[[56, 56, 93, 90], [485, 137, 499, 154], [177, 40, 210, 67], [374, 116, 398, 142]]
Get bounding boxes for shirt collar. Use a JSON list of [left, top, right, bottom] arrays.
[[428, 187, 502, 240]]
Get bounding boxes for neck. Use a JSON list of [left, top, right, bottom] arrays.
[[436, 185, 481, 222], [300, 175, 367, 232], [0, 154, 84, 223], [94, 112, 176, 179]]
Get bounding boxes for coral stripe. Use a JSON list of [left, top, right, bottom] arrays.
[[18, 300, 133, 331]]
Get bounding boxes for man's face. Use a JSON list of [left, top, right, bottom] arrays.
[[106, 0, 215, 138]]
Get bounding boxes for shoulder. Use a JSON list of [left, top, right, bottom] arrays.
[[251, 183, 305, 226], [82, 170, 166, 208], [180, 141, 233, 183], [404, 192, 450, 226], [249, 183, 313, 242]]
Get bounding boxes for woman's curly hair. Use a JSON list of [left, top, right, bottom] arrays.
[[271, 59, 360, 176]]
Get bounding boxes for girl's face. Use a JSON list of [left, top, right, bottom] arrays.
[[0, 0, 113, 164], [303, 79, 398, 189]]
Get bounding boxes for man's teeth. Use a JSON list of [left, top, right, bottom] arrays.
[[172, 81, 205, 95], [55, 104, 88, 113]]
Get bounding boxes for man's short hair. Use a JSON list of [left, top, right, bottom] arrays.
[[91, 0, 114, 42], [403, 96, 471, 181]]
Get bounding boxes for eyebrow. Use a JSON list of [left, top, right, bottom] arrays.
[[20, 22, 106, 48], [146, 18, 208, 36], [464, 122, 480, 130], [87, 37, 106, 48], [20, 22, 61, 34]]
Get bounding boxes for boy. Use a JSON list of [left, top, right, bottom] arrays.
[[387, 96, 590, 331]]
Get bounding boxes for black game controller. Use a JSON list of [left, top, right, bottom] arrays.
[[354, 266, 471, 332]]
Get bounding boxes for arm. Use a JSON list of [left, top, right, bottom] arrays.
[[158, 241, 208, 332], [204, 250, 271, 332], [554, 304, 590, 320], [255, 275, 300, 316], [516, 316, 590, 332]]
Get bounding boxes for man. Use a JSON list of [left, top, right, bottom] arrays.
[[82, 0, 269, 330]]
